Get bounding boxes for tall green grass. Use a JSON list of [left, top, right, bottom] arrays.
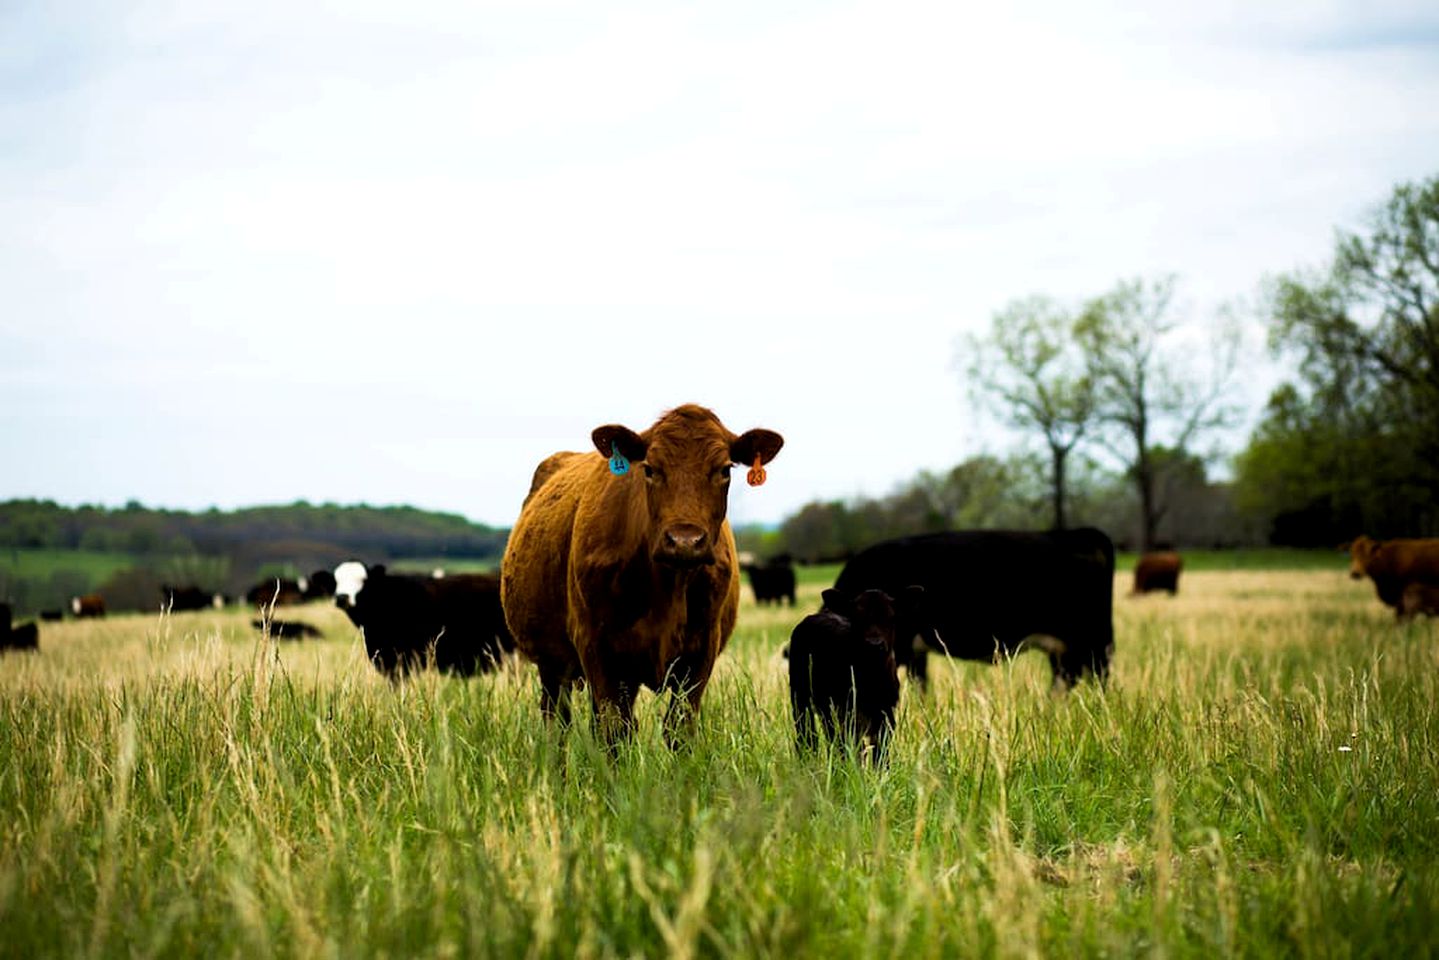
[[0, 570, 1435, 957]]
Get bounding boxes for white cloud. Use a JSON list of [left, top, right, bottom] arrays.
[[2, 0, 1437, 525]]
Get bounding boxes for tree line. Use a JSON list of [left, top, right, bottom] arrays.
[[7, 174, 1435, 583], [748, 171, 1438, 561], [0, 499, 506, 561]]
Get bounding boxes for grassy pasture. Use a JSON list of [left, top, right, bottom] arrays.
[[0, 569, 1436, 958]]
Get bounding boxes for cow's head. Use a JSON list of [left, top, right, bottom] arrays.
[[592, 404, 783, 567], [1344, 536, 1379, 580], [333, 560, 369, 610], [821, 585, 925, 653]]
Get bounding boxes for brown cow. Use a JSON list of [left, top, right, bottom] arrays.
[[501, 404, 783, 744], [1132, 551, 1183, 595], [71, 594, 106, 618], [1345, 535, 1439, 620], [245, 578, 306, 608], [1401, 582, 1439, 619]]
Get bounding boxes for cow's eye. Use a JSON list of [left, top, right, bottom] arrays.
[[716, 466, 732, 484], [643, 463, 657, 481]]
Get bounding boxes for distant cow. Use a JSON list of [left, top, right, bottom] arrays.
[[744, 558, 797, 606], [502, 404, 784, 743], [333, 561, 514, 677], [302, 569, 337, 602], [162, 584, 223, 612], [251, 618, 324, 640], [832, 528, 1116, 690], [1, 603, 39, 653], [1132, 551, 1183, 595], [1402, 582, 1439, 618], [245, 578, 306, 609], [70, 594, 106, 618], [789, 586, 919, 763], [1345, 535, 1439, 620], [39, 610, 63, 622]]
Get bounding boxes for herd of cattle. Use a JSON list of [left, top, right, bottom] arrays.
[[3, 404, 1438, 761]]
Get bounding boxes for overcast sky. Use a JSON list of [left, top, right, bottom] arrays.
[[2, 1, 1437, 528]]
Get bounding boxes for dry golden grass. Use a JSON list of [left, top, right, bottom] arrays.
[[0, 569, 1435, 958]]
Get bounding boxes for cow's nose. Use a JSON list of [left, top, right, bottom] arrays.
[[664, 525, 708, 554]]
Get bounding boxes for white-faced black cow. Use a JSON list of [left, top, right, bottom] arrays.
[[832, 528, 1116, 691], [333, 561, 514, 678]]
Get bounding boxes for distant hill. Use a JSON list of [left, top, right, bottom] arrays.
[[0, 499, 506, 560], [0, 499, 509, 616]]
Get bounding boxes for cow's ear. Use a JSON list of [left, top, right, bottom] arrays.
[[820, 588, 848, 614], [730, 429, 784, 466], [592, 424, 647, 463], [902, 584, 925, 611]]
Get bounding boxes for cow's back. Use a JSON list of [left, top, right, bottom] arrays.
[[1383, 539, 1439, 582], [501, 451, 591, 673], [427, 573, 514, 661], [835, 528, 1115, 661]]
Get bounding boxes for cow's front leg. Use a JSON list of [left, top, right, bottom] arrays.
[[538, 665, 574, 727], [661, 651, 713, 749], [580, 644, 636, 747]]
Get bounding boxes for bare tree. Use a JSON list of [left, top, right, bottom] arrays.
[[962, 296, 1096, 529], [1076, 276, 1240, 551]]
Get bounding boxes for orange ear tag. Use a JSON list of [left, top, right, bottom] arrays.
[[746, 455, 767, 487]]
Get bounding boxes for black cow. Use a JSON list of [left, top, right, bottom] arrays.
[[1, 603, 39, 653], [789, 586, 918, 763], [832, 528, 1115, 690], [39, 610, 63, 622], [333, 561, 515, 678], [251, 618, 324, 640], [302, 569, 337, 602], [744, 558, 797, 606], [162, 584, 222, 612]]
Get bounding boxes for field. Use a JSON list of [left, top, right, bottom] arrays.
[[1, 565, 1436, 957]]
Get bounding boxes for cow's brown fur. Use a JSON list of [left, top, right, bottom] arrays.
[[1344, 535, 1439, 620], [1132, 551, 1183, 595], [501, 404, 782, 743], [1401, 582, 1439, 618], [71, 594, 105, 618]]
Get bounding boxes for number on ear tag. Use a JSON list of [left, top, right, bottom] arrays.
[[746, 454, 766, 487], [609, 444, 630, 476]]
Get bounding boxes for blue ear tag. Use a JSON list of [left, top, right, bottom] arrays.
[[608, 444, 630, 476]]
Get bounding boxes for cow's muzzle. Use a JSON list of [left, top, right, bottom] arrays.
[[656, 524, 714, 566]]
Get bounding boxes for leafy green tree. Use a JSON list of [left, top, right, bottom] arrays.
[[1257, 173, 1439, 537], [961, 296, 1096, 529], [1235, 173, 1439, 541], [1076, 276, 1239, 551]]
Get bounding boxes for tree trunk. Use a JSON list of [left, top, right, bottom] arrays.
[[1050, 445, 1068, 531], [1136, 452, 1158, 552]]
